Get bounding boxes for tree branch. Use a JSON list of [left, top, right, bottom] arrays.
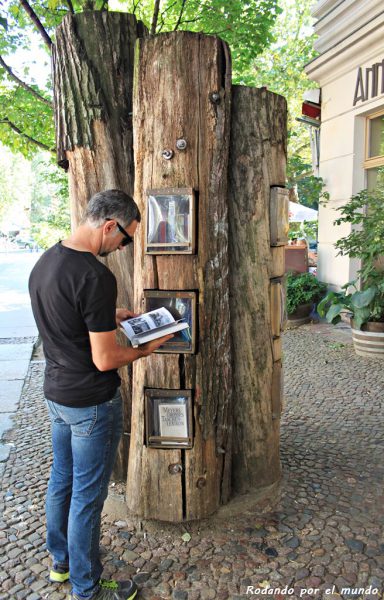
[[0, 55, 53, 107], [0, 118, 53, 151], [19, 0, 53, 50], [151, 0, 161, 35], [65, 0, 75, 14], [174, 0, 187, 31]]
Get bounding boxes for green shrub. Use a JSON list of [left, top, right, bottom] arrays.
[[286, 272, 327, 315]]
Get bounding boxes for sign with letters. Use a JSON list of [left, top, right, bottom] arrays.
[[353, 59, 384, 106]]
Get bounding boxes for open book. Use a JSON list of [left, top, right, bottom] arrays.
[[120, 307, 189, 348]]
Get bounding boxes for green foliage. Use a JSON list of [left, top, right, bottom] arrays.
[[317, 283, 384, 330], [318, 185, 384, 329], [286, 272, 327, 315], [0, 143, 33, 227], [288, 219, 317, 242], [30, 153, 71, 249], [334, 187, 384, 285], [287, 154, 329, 210], [0, 0, 281, 156], [122, 0, 281, 80], [250, 0, 326, 209]]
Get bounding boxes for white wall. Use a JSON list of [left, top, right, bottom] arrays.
[[305, 5, 384, 288]]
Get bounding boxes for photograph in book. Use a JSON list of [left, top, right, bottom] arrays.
[[144, 290, 197, 353], [128, 318, 151, 335], [120, 306, 189, 348]]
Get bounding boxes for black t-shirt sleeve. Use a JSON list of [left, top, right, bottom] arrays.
[[79, 272, 117, 332]]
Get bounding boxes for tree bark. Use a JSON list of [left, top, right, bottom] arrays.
[[52, 11, 146, 479], [127, 31, 232, 520], [228, 86, 287, 493]]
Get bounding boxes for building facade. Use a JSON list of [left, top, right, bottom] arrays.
[[305, 0, 384, 288]]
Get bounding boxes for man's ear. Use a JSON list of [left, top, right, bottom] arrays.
[[103, 220, 116, 235]]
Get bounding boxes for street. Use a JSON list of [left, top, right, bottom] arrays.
[[0, 250, 41, 339]]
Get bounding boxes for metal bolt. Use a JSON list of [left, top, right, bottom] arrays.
[[168, 463, 183, 475], [162, 149, 174, 160], [210, 92, 220, 104], [176, 138, 187, 151]]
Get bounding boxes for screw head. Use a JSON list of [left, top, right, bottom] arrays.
[[176, 138, 187, 151], [168, 463, 182, 475], [162, 149, 174, 160], [210, 92, 220, 104]]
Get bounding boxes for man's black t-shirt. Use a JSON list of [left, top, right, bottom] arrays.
[[29, 243, 120, 407]]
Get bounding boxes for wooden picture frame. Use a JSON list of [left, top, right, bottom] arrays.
[[145, 187, 196, 254], [144, 290, 197, 353], [145, 389, 193, 449]]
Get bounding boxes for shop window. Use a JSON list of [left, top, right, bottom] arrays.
[[365, 110, 384, 189]]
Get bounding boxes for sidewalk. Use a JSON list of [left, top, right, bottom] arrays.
[[0, 323, 383, 600]]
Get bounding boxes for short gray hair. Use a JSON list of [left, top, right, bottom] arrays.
[[84, 189, 141, 228]]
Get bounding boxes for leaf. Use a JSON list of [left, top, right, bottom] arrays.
[[0, 17, 7, 30], [317, 292, 335, 317], [351, 287, 376, 309], [181, 532, 191, 542], [352, 307, 371, 330], [325, 303, 342, 323]]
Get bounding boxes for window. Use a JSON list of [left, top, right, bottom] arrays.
[[365, 110, 384, 190]]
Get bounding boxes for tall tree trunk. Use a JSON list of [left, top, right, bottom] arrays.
[[52, 11, 146, 479], [228, 86, 287, 493], [127, 31, 232, 521]]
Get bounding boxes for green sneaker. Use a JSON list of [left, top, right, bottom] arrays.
[[49, 563, 70, 583], [70, 578, 138, 600]]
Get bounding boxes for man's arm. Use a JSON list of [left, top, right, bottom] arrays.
[[89, 330, 173, 371]]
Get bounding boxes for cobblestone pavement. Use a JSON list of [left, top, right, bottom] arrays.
[[0, 324, 383, 600]]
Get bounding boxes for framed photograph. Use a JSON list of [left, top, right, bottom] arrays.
[[145, 188, 196, 254], [145, 389, 193, 449], [144, 290, 197, 353]]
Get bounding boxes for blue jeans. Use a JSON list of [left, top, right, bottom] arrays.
[[45, 389, 123, 598]]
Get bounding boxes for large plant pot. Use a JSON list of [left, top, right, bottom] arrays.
[[287, 302, 312, 326], [351, 320, 384, 357]]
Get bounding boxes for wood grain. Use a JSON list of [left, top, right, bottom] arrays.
[[228, 86, 287, 493], [52, 12, 146, 479], [127, 32, 232, 520]]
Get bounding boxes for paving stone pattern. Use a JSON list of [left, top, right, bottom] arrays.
[[0, 325, 383, 600]]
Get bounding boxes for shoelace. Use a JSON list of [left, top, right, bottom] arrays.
[[100, 580, 119, 590]]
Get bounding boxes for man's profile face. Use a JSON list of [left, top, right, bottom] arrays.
[[99, 219, 139, 257]]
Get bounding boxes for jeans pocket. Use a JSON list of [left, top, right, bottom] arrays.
[[46, 399, 64, 424], [69, 406, 98, 437]]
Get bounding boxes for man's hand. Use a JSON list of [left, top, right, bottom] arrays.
[[139, 334, 174, 356], [115, 308, 139, 327]]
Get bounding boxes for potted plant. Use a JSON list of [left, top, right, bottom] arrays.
[[286, 271, 327, 325], [317, 186, 384, 356]]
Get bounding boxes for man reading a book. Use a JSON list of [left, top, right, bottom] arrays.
[[29, 189, 172, 600]]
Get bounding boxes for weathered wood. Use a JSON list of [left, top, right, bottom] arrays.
[[269, 246, 285, 278], [270, 279, 283, 339], [270, 187, 289, 246], [271, 360, 283, 420], [272, 336, 282, 362], [228, 86, 287, 493], [52, 12, 146, 479], [127, 31, 232, 520]]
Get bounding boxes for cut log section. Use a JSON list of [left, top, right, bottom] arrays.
[[128, 31, 232, 520]]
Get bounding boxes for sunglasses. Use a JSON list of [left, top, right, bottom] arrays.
[[105, 218, 134, 246]]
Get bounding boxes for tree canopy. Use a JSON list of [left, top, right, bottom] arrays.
[[251, 0, 326, 209], [0, 0, 281, 157]]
